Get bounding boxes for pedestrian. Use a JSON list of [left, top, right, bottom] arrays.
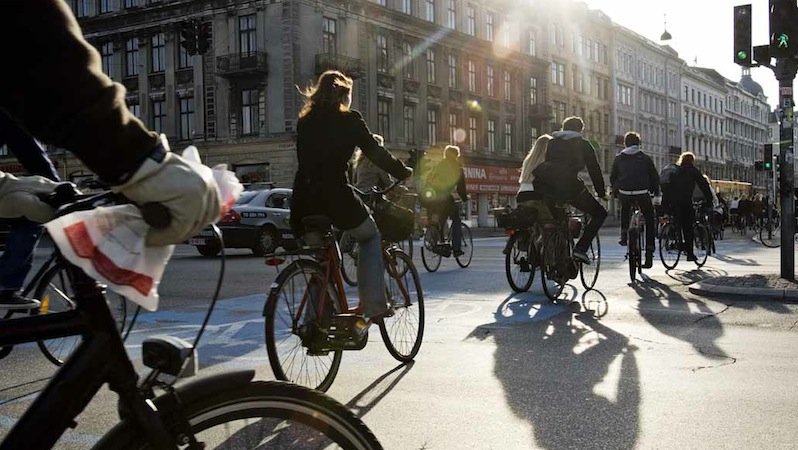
[[290, 70, 412, 328], [610, 131, 659, 268], [532, 116, 607, 264]]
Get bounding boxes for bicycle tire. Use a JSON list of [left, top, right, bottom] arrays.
[[34, 263, 80, 366], [541, 231, 568, 301], [693, 224, 709, 267], [659, 223, 681, 270], [627, 228, 639, 283], [579, 232, 600, 290], [760, 220, 781, 248], [340, 237, 359, 287], [421, 226, 442, 272], [92, 380, 383, 450], [455, 224, 474, 268], [264, 259, 342, 392], [379, 248, 424, 362], [397, 236, 414, 260], [505, 232, 535, 292]]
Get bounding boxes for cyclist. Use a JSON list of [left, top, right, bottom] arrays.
[[0, 1, 220, 248], [610, 131, 659, 268], [290, 70, 412, 326], [422, 145, 468, 257], [532, 116, 607, 264], [669, 152, 712, 261], [516, 134, 554, 222]]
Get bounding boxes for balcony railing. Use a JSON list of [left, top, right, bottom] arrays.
[[217, 52, 268, 77], [315, 53, 364, 78]]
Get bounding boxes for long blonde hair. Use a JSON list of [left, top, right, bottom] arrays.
[[677, 151, 696, 166], [298, 70, 353, 118], [519, 134, 552, 183]]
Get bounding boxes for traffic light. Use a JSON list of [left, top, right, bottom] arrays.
[[764, 144, 774, 171], [180, 21, 197, 56], [755, 160, 765, 171], [770, 0, 798, 57], [196, 22, 211, 55], [734, 5, 753, 66]]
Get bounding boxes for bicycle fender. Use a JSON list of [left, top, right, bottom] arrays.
[[160, 370, 256, 407]]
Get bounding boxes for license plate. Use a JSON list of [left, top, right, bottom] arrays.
[[281, 232, 294, 239], [198, 230, 215, 237], [189, 238, 207, 246]]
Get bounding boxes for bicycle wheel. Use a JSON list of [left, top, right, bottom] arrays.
[[627, 228, 639, 283], [340, 233, 358, 287], [34, 263, 80, 366], [397, 236, 414, 260], [94, 380, 383, 450], [659, 223, 681, 270], [455, 224, 474, 268], [505, 232, 535, 292], [760, 220, 781, 248], [264, 259, 342, 392], [693, 224, 709, 267], [420, 226, 442, 272], [380, 248, 424, 362], [579, 232, 600, 290], [541, 231, 569, 301]]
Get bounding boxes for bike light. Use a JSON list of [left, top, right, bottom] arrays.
[[265, 257, 285, 266], [505, 228, 515, 236]]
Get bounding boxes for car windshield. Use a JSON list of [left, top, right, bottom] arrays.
[[235, 191, 259, 205]]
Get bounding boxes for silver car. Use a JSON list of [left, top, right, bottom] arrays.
[[188, 188, 294, 256]]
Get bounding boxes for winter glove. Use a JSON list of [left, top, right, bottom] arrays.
[[0, 173, 60, 223], [113, 141, 220, 247]]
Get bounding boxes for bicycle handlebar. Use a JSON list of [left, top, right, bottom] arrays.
[[351, 178, 405, 199], [47, 189, 172, 229]]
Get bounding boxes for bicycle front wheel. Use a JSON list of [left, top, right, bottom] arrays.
[[693, 224, 709, 267], [579, 232, 601, 290], [380, 248, 424, 362], [659, 223, 681, 270], [541, 231, 569, 301], [397, 236, 414, 260], [421, 226, 442, 272], [340, 233, 359, 287], [34, 263, 80, 366], [505, 232, 535, 292], [455, 224, 474, 268], [760, 220, 781, 248], [93, 380, 383, 450], [264, 259, 342, 392]]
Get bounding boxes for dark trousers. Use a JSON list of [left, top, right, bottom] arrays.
[[431, 198, 462, 251], [674, 203, 696, 256], [620, 194, 655, 252], [570, 189, 608, 252], [0, 0, 158, 184]]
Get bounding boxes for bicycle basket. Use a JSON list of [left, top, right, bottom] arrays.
[[495, 207, 538, 229], [373, 199, 415, 242]]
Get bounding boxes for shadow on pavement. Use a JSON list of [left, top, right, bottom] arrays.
[[346, 362, 414, 418], [711, 253, 759, 266], [468, 295, 639, 450]]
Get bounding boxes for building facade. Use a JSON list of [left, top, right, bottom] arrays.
[[682, 67, 727, 179]]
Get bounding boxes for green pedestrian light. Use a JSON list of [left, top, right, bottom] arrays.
[[737, 50, 748, 60], [764, 160, 773, 170], [778, 33, 790, 48]]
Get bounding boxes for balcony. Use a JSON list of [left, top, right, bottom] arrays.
[[217, 52, 268, 78], [315, 53, 364, 79], [529, 103, 553, 119]]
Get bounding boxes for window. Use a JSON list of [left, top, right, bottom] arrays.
[[375, 0, 387, 5], [125, 38, 139, 77], [377, 34, 389, 73], [378, 98, 391, 139], [151, 99, 165, 134], [322, 17, 337, 55], [426, 49, 436, 84], [425, 0, 435, 22], [503, 70, 511, 101], [468, 116, 477, 150], [551, 62, 564, 86], [487, 65, 495, 97], [447, 0, 456, 29], [527, 29, 536, 56], [466, 5, 476, 36], [239, 14, 257, 55], [427, 108, 438, 145], [124, 0, 142, 7], [504, 122, 513, 153], [73, 0, 90, 17], [449, 112, 458, 143], [487, 119, 496, 152], [552, 24, 564, 47], [128, 102, 140, 119], [500, 19, 511, 47], [403, 104, 416, 144], [100, 42, 113, 78], [403, 41, 416, 79], [529, 77, 537, 104], [179, 97, 194, 141], [98, 0, 112, 14], [467, 59, 477, 92], [401, 0, 412, 14], [553, 101, 566, 125], [0, 145, 7, 157], [150, 33, 165, 73], [485, 12, 494, 42], [448, 53, 458, 89], [178, 40, 193, 69], [241, 89, 259, 136]]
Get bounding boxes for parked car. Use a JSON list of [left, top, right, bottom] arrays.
[[187, 188, 294, 257]]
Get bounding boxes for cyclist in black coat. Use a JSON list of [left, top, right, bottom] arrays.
[[610, 132, 659, 268], [670, 152, 712, 261]]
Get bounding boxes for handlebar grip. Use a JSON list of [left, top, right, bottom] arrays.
[[141, 202, 171, 229], [39, 182, 80, 208]]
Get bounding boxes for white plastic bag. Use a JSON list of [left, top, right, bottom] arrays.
[[45, 146, 243, 311]]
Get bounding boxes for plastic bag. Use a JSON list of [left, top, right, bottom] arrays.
[[45, 146, 242, 311]]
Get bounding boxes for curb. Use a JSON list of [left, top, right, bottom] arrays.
[[688, 281, 798, 301]]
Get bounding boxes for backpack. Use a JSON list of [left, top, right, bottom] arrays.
[[659, 163, 679, 185]]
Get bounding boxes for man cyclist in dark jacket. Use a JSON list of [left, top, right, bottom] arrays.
[[533, 116, 607, 264], [671, 152, 712, 261], [610, 132, 660, 268]]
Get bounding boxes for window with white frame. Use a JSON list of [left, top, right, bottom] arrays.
[[378, 98, 391, 139], [127, 100, 140, 119], [427, 108, 438, 145], [150, 33, 165, 73], [504, 121, 513, 153], [241, 89, 259, 136], [178, 97, 194, 141], [178, 39, 193, 69], [100, 42, 113, 78], [466, 5, 476, 36], [403, 41, 416, 79], [322, 17, 337, 55], [553, 101, 566, 125], [98, 0, 113, 14], [426, 48, 436, 84], [551, 62, 564, 86], [239, 14, 257, 55], [486, 65, 495, 97], [500, 19, 511, 47], [487, 119, 496, 152], [151, 99, 165, 133], [468, 116, 477, 150], [503, 70, 511, 101], [401, 0, 412, 14], [403, 104, 416, 144], [125, 38, 139, 77], [467, 59, 476, 92], [527, 29, 536, 56], [449, 112, 458, 143], [448, 53, 458, 88], [425, 0, 435, 22], [529, 77, 537, 104], [447, 0, 456, 29], [72, 0, 90, 17], [485, 12, 494, 42], [377, 34, 389, 73]]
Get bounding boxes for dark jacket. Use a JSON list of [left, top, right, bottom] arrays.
[[610, 146, 659, 195], [425, 157, 467, 204], [670, 162, 711, 206], [532, 130, 605, 200], [291, 109, 409, 232]]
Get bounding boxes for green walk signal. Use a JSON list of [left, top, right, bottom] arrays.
[[778, 33, 790, 48], [765, 160, 773, 170], [737, 50, 748, 60]]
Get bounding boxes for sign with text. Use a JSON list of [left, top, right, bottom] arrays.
[[463, 164, 519, 194]]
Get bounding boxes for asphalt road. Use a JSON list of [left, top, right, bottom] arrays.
[[2, 228, 798, 449]]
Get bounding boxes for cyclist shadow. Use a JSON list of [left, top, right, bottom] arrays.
[[345, 362, 415, 417], [467, 296, 639, 450], [711, 253, 760, 266], [664, 267, 728, 285]]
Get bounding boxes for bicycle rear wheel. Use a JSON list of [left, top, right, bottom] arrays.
[[455, 224, 474, 268], [627, 228, 639, 283], [579, 233, 600, 290], [505, 232, 535, 292], [340, 233, 358, 287], [760, 220, 781, 248], [693, 224, 709, 267], [659, 223, 681, 270], [264, 259, 342, 392], [94, 380, 383, 450], [541, 231, 569, 301], [421, 226, 442, 272], [380, 248, 424, 362]]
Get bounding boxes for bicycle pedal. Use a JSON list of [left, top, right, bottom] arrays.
[[328, 314, 369, 351]]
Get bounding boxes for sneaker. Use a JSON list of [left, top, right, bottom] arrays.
[[685, 253, 697, 262], [572, 248, 590, 265], [618, 238, 627, 246], [0, 292, 40, 310], [642, 252, 654, 269]]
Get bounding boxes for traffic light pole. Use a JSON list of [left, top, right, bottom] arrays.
[[776, 57, 797, 280]]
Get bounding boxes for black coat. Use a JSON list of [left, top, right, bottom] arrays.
[[610, 147, 660, 195], [669, 163, 712, 206], [291, 109, 409, 232], [532, 131, 605, 200]]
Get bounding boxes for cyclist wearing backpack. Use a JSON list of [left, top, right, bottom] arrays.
[[610, 132, 660, 268], [670, 152, 712, 261], [532, 116, 607, 264]]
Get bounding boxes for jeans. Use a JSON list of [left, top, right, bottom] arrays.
[[345, 216, 388, 318], [0, 220, 41, 292], [570, 189, 608, 252], [620, 194, 655, 252]]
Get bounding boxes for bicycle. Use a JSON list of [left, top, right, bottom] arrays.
[[0, 192, 383, 450], [624, 197, 646, 284], [264, 180, 424, 392], [420, 204, 473, 272], [496, 206, 541, 293], [539, 201, 601, 301], [658, 203, 710, 269]]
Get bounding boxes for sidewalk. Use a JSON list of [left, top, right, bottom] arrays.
[[688, 274, 798, 301]]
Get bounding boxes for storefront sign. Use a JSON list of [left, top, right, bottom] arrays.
[[463, 164, 519, 194]]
